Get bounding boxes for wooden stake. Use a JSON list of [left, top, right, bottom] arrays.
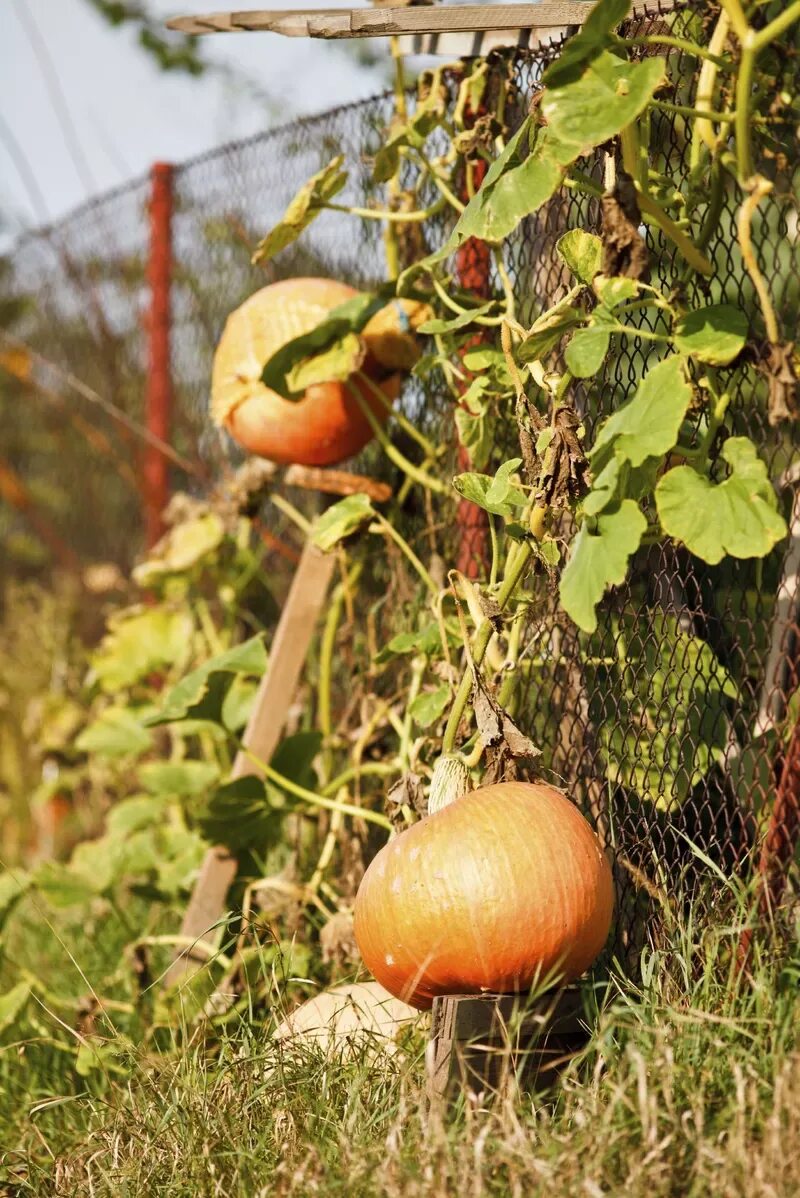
[[427, 987, 588, 1105], [164, 540, 336, 988]]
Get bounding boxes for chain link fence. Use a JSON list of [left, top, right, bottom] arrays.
[[2, 1, 798, 947]]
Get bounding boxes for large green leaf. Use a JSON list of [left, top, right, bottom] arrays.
[[454, 377, 493, 471], [251, 156, 348, 264], [198, 776, 278, 852], [147, 636, 267, 726], [590, 356, 691, 468], [655, 437, 788, 564], [543, 0, 633, 89], [312, 494, 375, 552], [673, 304, 748, 365], [542, 52, 666, 156], [452, 125, 567, 246], [590, 613, 738, 809], [75, 707, 152, 759], [559, 500, 647, 633], [91, 608, 194, 693], [260, 288, 391, 399], [270, 731, 323, 796]]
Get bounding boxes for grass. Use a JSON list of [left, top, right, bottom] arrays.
[[0, 882, 798, 1197]]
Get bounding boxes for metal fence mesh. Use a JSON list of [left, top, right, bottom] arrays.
[[2, 1, 798, 947]]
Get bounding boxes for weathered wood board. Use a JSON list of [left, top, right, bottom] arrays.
[[427, 987, 589, 1103]]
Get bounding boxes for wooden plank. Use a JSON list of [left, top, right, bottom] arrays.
[[427, 987, 589, 1104], [167, 4, 597, 37], [164, 540, 336, 989]]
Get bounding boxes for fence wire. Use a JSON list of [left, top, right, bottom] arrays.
[[2, 0, 798, 948]]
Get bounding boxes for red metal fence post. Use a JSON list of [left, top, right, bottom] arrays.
[[144, 161, 174, 548]]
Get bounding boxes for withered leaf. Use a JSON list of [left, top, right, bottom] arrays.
[[601, 172, 650, 281], [471, 671, 541, 761], [386, 772, 427, 827], [537, 405, 590, 508], [764, 342, 799, 426]]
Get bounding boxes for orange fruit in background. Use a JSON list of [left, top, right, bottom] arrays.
[[210, 277, 405, 467]]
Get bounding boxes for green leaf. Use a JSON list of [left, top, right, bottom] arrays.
[[454, 377, 493, 471], [221, 674, 258, 733], [590, 356, 691, 468], [376, 622, 447, 663], [409, 685, 451, 729], [260, 287, 393, 399], [0, 982, 32, 1036], [655, 437, 788, 565], [91, 608, 194, 693], [559, 500, 647, 633], [252, 156, 348, 264], [132, 514, 225, 586], [270, 731, 323, 795], [75, 707, 152, 759], [543, 0, 633, 88], [517, 304, 584, 364], [542, 52, 666, 156], [485, 458, 526, 511], [34, 862, 97, 908], [453, 460, 526, 518], [590, 613, 738, 809], [198, 776, 281, 852], [312, 494, 376, 552], [139, 760, 220, 797], [107, 796, 164, 836], [557, 230, 603, 284], [418, 301, 496, 335], [0, 870, 30, 930], [284, 333, 365, 394], [452, 124, 567, 246], [594, 275, 639, 309], [673, 304, 748, 365], [583, 455, 621, 516], [147, 636, 267, 726], [564, 326, 611, 378]]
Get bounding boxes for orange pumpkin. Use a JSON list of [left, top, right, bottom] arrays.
[[210, 277, 403, 467], [353, 781, 614, 1010]]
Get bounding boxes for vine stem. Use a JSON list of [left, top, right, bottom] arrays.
[[352, 381, 447, 494], [326, 198, 446, 224], [271, 492, 312, 536], [371, 512, 440, 599], [737, 176, 780, 344], [240, 747, 393, 831], [623, 34, 733, 69], [318, 563, 362, 782], [357, 370, 441, 460], [440, 506, 545, 754]]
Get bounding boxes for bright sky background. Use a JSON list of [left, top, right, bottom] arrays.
[[1, 0, 391, 236]]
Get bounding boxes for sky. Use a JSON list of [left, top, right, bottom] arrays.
[[0, 0, 391, 236]]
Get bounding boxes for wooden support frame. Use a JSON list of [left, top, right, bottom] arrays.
[[164, 539, 336, 988], [167, 4, 598, 38], [426, 987, 588, 1104]]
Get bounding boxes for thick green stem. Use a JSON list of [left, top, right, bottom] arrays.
[[734, 38, 756, 183], [326, 198, 446, 224]]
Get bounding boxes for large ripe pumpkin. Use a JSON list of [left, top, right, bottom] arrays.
[[210, 277, 402, 467], [353, 781, 614, 1010]]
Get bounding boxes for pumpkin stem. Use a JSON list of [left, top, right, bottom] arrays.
[[427, 754, 471, 815]]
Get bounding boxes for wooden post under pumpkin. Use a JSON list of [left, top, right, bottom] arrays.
[[426, 986, 588, 1105]]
